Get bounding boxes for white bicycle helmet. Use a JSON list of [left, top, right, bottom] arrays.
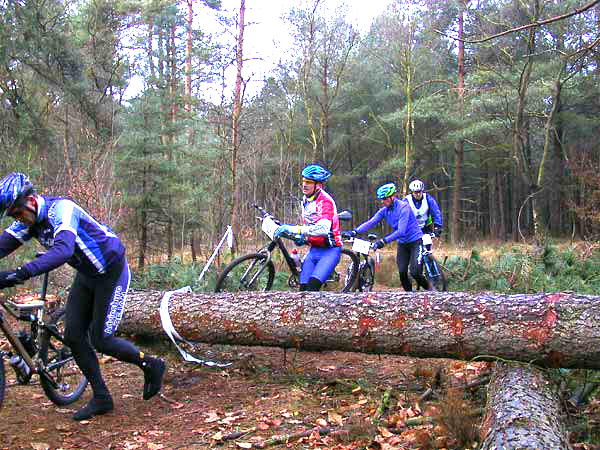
[[409, 179, 425, 192]]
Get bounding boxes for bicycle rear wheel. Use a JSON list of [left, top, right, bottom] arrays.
[[39, 308, 88, 406], [214, 253, 275, 292], [322, 248, 359, 292]]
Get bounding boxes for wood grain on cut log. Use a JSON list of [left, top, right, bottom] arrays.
[[121, 289, 600, 369], [480, 363, 573, 449]]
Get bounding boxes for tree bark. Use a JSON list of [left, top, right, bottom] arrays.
[[480, 363, 572, 449], [121, 290, 600, 369]]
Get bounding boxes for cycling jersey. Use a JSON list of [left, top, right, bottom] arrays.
[[0, 196, 125, 278], [300, 189, 342, 247], [355, 198, 422, 244], [405, 193, 443, 231]]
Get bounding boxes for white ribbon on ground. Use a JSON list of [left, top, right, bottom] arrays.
[[159, 286, 232, 367]]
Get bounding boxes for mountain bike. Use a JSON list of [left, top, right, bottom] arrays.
[[339, 213, 379, 292], [419, 233, 448, 291], [0, 270, 88, 410], [348, 233, 379, 292], [214, 205, 359, 293]]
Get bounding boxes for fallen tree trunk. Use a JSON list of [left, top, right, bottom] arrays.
[[120, 290, 600, 369], [480, 363, 572, 449]]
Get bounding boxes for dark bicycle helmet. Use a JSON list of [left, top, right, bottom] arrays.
[[376, 183, 397, 199], [301, 165, 331, 182], [0, 172, 35, 218]]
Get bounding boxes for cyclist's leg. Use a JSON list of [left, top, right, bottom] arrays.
[[311, 246, 341, 285], [299, 249, 317, 290], [64, 274, 114, 419], [300, 247, 341, 291], [306, 277, 323, 291], [88, 257, 165, 401], [396, 243, 413, 291], [409, 240, 431, 290]]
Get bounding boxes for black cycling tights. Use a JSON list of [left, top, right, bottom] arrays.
[[396, 240, 430, 291], [63, 258, 144, 397]]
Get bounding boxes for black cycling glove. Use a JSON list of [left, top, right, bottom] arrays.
[[373, 239, 386, 250], [0, 267, 30, 289], [341, 230, 357, 239]]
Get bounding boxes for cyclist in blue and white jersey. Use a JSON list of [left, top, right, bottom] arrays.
[[405, 180, 443, 248], [0, 172, 166, 421], [342, 183, 432, 291]]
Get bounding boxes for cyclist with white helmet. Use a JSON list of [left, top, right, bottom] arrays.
[[406, 180, 443, 247], [273, 165, 342, 291], [342, 183, 432, 291], [0, 172, 166, 421]]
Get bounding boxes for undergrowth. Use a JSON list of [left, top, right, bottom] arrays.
[[443, 241, 600, 294]]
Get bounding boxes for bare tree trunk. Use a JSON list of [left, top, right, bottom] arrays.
[[480, 363, 572, 449], [450, 0, 466, 244], [121, 290, 600, 369], [230, 0, 246, 255]]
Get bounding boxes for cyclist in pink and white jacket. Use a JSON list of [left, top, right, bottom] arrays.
[[273, 165, 342, 291]]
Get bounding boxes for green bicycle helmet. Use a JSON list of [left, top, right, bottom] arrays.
[[376, 183, 397, 199]]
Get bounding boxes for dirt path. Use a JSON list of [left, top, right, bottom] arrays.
[[0, 341, 493, 449]]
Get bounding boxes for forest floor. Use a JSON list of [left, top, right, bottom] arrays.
[[1, 311, 599, 449], [1, 238, 600, 449]]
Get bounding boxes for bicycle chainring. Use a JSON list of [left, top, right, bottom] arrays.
[[288, 274, 299, 288]]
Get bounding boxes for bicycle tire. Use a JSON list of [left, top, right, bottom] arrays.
[[358, 261, 375, 292], [214, 253, 275, 292], [0, 356, 5, 410], [323, 248, 359, 292], [39, 308, 88, 406], [422, 254, 448, 292]]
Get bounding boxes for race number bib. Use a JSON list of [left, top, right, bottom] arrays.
[[262, 216, 278, 240], [422, 233, 433, 246], [352, 238, 371, 255]]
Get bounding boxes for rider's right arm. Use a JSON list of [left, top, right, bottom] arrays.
[[355, 207, 385, 234], [21, 230, 76, 278], [0, 230, 23, 259]]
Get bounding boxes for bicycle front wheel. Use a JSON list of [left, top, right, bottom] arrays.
[[358, 260, 375, 292], [423, 255, 448, 291], [322, 248, 359, 292], [39, 308, 88, 406], [214, 253, 275, 292]]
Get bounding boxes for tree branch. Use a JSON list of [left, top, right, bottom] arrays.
[[435, 0, 600, 44]]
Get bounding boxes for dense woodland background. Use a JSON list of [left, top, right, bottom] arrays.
[[1, 0, 600, 268]]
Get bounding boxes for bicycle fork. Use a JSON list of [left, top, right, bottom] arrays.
[[423, 253, 440, 279]]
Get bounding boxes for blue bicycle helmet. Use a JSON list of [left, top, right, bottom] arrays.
[[0, 172, 34, 218], [376, 183, 397, 199], [301, 165, 331, 182]]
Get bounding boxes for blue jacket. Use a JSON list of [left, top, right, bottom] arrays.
[[355, 198, 423, 244], [0, 196, 125, 278]]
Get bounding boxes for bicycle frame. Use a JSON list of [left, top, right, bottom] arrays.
[[0, 273, 73, 389], [257, 237, 300, 287], [421, 234, 440, 278]]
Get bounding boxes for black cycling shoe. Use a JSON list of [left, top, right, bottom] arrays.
[[73, 396, 114, 421], [142, 358, 166, 400]]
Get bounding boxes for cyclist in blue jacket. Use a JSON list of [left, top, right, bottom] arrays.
[[405, 180, 443, 248], [342, 183, 432, 291], [0, 172, 166, 421]]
